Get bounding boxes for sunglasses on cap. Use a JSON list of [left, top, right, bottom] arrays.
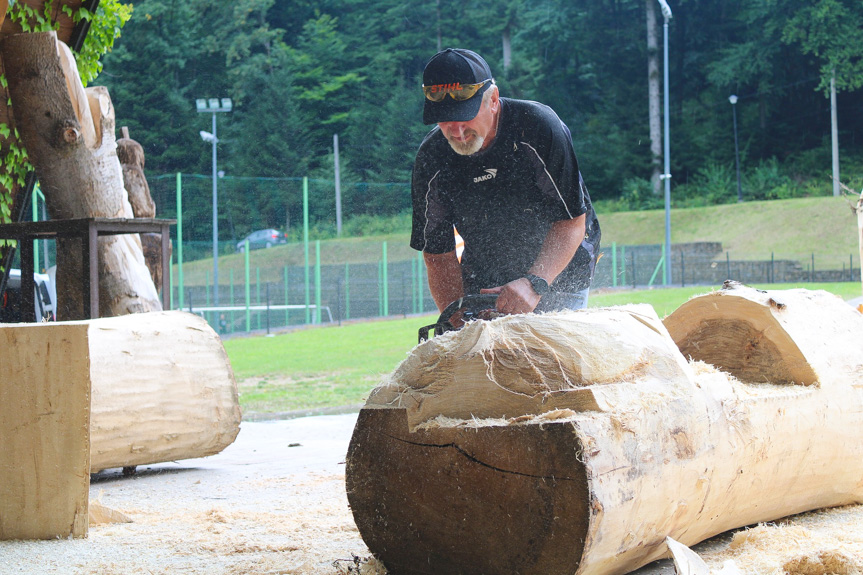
[[422, 79, 492, 102]]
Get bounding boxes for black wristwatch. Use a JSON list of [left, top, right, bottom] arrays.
[[524, 274, 549, 295]]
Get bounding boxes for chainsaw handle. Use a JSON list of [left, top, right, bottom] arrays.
[[418, 294, 499, 343]]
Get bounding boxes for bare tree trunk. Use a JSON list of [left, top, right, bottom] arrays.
[[857, 191, 863, 295], [347, 285, 863, 575], [647, 0, 662, 196], [1, 31, 161, 320]]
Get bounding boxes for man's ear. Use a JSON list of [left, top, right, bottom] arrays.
[[489, 86, 500, 111]]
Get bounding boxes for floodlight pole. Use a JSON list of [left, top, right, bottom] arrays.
[[658, 0, 673, 285], [729, 95, 742, 203], [196, 98, 232, 305]]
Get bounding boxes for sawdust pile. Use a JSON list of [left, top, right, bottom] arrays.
[[698, 505, 863, 575]]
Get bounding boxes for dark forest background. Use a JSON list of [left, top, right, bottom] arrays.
[[94, 0, 863, 243]]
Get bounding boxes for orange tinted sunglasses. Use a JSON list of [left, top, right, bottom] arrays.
[[422, 79, 492, 102]]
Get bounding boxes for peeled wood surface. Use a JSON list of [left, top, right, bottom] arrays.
[[0, 31, 160, 319], [0, 311, 241, 478], [346, 287, 863, 575], [0, 322, 90, 540], [87, 311, 242, 472]]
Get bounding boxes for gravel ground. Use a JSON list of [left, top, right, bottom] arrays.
[[0, 414, 371, 575]]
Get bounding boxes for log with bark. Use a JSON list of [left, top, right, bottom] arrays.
[[345, 283, 863, 575], [0, 31, 161, 320], [0, 309, 241, 541]]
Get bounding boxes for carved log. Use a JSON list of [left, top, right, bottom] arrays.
[[345, 285, 863, 575], [0, 31, 160, 319], [117, 126, 169, 289]]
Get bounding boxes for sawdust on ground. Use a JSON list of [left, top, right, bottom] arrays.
[[1, 413, 862, 575]]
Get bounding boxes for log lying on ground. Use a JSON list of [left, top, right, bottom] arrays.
[[0, 311, 241, 477], [87, 310, 242, 472], [345, 284, 863, 575]]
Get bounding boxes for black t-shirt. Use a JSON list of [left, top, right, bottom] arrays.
[[410, 97, 601, 293]]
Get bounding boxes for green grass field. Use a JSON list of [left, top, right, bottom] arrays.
[[177, 196, 862, 285], [224, 281, 863, 419]]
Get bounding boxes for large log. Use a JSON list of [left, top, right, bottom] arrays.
[[0, 31, 160, 319], [0, 311, 241, 477], [345, 284, 863, 575]]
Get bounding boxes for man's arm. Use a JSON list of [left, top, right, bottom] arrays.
[[423, 250, 464, 312], [481, 214, 586, 314]]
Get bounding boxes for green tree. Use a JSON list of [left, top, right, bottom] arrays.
[[782, 0, 863, 93]]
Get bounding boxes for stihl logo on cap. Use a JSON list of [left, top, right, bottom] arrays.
[[427, 83, 463, 94], [473, 169, 497, 183]]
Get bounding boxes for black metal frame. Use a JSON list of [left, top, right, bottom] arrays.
[[0, 218, 174, 320]]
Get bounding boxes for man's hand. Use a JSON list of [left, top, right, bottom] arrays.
[[481, 277, 541, 314]]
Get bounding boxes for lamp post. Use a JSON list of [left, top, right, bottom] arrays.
[[196, 97, 232, 305], [729, 95, 742, 203], [658, 0, 672, 285]]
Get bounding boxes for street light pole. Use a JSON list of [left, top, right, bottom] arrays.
[[196, 97, 232, 305], [658, 0, 672, 285], [729, 95, 742, 202]]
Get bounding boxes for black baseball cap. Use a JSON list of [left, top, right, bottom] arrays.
[[422, 48, 494, 125]]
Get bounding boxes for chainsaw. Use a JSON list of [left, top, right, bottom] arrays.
[[418, 294, 501, 343]]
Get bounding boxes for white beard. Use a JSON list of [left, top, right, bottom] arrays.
[[447, 135, 485, 156]]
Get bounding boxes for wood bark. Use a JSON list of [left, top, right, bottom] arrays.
[[346, 284, 863, 575], [0, 31, 161, 320]]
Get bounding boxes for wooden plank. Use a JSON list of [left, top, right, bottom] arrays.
[[0, 322, 91, 540]]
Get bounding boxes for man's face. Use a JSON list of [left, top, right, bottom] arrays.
[[438, 88, 499, 156]]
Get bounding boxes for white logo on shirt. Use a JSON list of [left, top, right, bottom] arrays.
[[473, 169, 498, 183]]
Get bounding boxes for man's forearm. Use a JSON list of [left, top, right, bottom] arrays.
[[423, 250, 464, 312], [529, 215, 586, 283]]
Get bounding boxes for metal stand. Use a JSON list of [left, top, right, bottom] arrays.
[[0, 218, 175, 320]]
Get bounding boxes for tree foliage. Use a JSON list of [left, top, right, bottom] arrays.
[[4, 0, 863, 238], [0, 0, 132, 224]]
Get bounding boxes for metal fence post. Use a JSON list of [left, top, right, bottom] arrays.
[[680, 252, 685, 287], [230, 269, 235, 333], [244, 239, 251, 332], [285, 266, 291, 327], [382, 241, 389, 317], [315, 240, 322, 324]]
